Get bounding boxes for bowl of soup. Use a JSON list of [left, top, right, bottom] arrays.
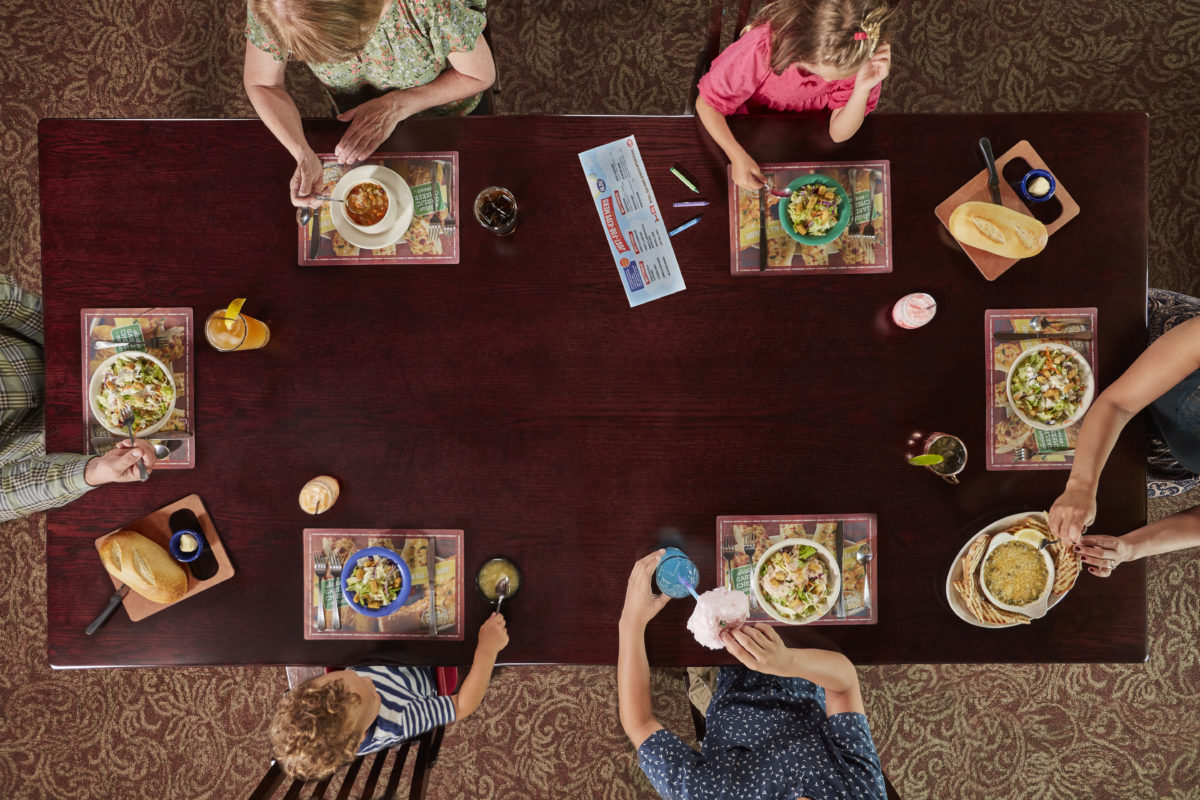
[[476, 557, 522, 603], [339, 179, 397, 234]]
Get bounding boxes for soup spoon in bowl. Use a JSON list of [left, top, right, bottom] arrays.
[[493, 576, 511, 613]]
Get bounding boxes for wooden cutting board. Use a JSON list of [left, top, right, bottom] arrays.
[[934, 140, 1080, 281], [93, 493, 235, 621]]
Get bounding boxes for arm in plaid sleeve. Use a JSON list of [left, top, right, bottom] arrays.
[[0, 274, 44, 346], [0, 453, 95, 521]]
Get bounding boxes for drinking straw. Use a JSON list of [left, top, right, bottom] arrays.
[[669, 166, 700, 193], [668, 215, 702, 236], [672, 200, 709, 208], [680, 578, 702, 601]]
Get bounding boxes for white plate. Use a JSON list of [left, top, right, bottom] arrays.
[[88, 350, 178, 436], [1005, 343, 1095, 431], [752, 538, 842, 625], [945, 511, 1073, 628], [329, 165, 414, 249]]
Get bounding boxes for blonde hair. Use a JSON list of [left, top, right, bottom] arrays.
[[751, 0, 900, 75], [251, 0, 389, 64], [269, 678, 363, 781]]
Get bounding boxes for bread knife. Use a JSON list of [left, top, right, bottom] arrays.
[[979, 138, 1002, 205], [426, 537, 437, 637], [86, 584, 129, 635], [833, 523, 846, 619], [757, 186, 768, 271]]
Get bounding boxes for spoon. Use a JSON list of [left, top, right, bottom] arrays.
[[855, 545, 873, 614], [296, 207, 312, 226], [493, 575, 510, 613], [152, 443, 170, 460]]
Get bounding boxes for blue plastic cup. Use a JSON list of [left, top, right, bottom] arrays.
[[655, 547, 699, 599]]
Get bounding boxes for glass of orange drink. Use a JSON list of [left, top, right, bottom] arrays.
[[204, 309, 270, 352]]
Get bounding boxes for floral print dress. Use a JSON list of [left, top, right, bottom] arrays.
[[246, 0, 487, 116]]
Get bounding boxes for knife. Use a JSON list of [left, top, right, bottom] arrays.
[[994, 331, 1093, 341], [92, 432, 191, 443], [833, 523, 846, 619], [979, 138, 1002, 205], [757, 185, 768, 271], [86, 584, 129, 635], [308, 204, 322, 259], [426, 537, 437, 637]]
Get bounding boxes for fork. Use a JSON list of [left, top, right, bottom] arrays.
[[720, 528, 739, 589], [327, 553, 344, 630], [117, 408, 148, 481], [859, 171, 877, 241], [313, 552, 328, 632]]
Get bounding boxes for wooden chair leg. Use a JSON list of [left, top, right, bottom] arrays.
[[332, 756, 366, 800], [248, 761, 286, 800], [380, 740, 414, 800], [884, 770, 903, 800], [408, 730, 437, 800], [358, 751, 389, 799]]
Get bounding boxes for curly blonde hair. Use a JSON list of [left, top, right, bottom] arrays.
[[752, 0, 901, 75], [251, 0, 389, 64], [269, 677, 363, 781]]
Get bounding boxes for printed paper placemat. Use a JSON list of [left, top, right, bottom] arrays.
[[984, 308, 1098, 470], [80, 308, 194, 469], [728, 161, 891, 275], [716, 514, 877, 625], [298, 152, 459, 266], [303, 528, 464, 641]]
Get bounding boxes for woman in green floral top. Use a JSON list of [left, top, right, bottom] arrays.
[[243, 0, 494, 207]]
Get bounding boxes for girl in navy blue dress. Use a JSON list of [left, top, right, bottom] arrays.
[[618, 551, 886, 800]]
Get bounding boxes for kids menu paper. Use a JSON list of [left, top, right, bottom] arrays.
[[579, 136, 686, 307]]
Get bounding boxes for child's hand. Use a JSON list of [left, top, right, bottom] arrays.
[[855, 42, 891, 91], [722, 623, 795, 677], [731, 153, 767, 191], [476, 612, 509, 657], [620, 550, 671, 630]]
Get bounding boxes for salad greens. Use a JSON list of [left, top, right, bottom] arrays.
[[346, 555, 404, 610], [758, 544, 830, 620], [1009, 347, 1089, 427], [787, 183, 841, 237], [94, 355, 174, 434]]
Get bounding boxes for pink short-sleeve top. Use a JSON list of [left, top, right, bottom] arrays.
[[697, 24, 882, 116]]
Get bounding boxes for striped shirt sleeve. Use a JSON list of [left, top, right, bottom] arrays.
[[355, 666, 456, 755]]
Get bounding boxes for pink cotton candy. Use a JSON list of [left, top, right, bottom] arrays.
[[687, 587, 750, 649]]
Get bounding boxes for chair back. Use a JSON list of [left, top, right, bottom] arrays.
[[686, 0, 757, 114]]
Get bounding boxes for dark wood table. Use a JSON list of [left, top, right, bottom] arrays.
[[40, 113, 1148, 668]]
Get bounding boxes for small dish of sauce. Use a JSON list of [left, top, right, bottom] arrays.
[[1018, 169, 1056, 203]]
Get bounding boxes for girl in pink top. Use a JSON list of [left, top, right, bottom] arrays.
[[696, 0, 899, 190]]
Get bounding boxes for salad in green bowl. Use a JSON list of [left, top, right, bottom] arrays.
[[777, 175, 851, 246]]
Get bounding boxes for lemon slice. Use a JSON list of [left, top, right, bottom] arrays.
[[908, 454, 944, 466], [1012, 528, 1046, 547], [224, 298, 246, 331]]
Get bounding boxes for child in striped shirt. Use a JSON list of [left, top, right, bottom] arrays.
[[269, 612, 508, 781]]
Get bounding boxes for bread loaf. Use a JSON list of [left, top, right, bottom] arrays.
[[949, 201, 1048, 259], [99, 530, 188, 604]]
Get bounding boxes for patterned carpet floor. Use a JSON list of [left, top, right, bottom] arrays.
[[2, 0, 1199, 798]]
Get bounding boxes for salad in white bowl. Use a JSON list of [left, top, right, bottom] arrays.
[[752, 539, 841, 624], [1006, 343, 1095, 430], [88, 351, 177, 436]]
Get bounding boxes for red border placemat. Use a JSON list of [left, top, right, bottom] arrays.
[[298, 152, 460, 266], [81, 308, 194, 469], [728, 161, 892, 275], [716, 514, 877, 625], [303, 528, 465, 641], [984, 308, 1098, 470]]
